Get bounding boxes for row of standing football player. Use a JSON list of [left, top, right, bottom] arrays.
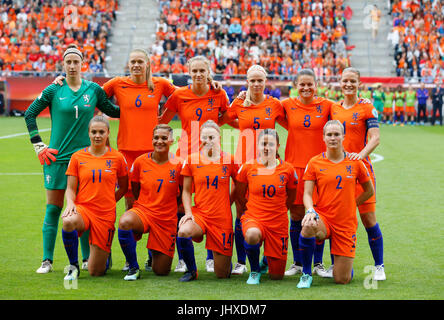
[[25, 45, 385, 287]]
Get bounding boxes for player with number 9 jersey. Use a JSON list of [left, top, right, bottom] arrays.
[[162, 85, 229, 157]]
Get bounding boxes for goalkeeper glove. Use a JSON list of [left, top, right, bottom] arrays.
[[33, 142, 58, 165]]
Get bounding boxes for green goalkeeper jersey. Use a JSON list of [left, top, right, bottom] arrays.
[[25, 79, 120, 162]]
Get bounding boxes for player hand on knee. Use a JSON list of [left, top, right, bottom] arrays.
[[62, 203, 78, 219], [302, 208, 319, 228], [178, 213, 194, 228], [33, 142, 58, 165]]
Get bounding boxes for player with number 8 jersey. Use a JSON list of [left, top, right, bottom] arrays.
[[280, 69, 335, 277]]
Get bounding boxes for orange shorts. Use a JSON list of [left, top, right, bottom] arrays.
[[383, 107, 393, 114], [130, 205, 177, 258], [293, 167, 305, 205], [319, 215, 357, 258], [356, 163, 376, 214], [241, 214, 288, 260], [395, 106, 404, 113], [119, 149, 151, 198], [405, 106, 415, 114], [77, 204, 115, 253], [192, 208, 233, 256]]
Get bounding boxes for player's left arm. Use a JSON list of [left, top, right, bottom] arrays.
[[234, 181, 248, 211], [286, 187, 296, 209], [276, 114, 288, 130], [349, 126, 380, 161], [115, 174, 129, 202], [218, 110, 239, 128], [94, 84, 120, 118], [356, 180, 374, 206]]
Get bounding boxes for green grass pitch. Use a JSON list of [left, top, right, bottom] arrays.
[[0, 116, 443, 300]]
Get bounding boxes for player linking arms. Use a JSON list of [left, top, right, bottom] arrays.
[[24, 44, 120, 274], [330, 67, 385, 281], [159, 56, 234, 273], [297, 120, 374, 288], [62, 116, 128, 280], [220, 65, 286, 276]]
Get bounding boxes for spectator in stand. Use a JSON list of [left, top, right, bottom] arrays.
[[268, 83, 282, 99], [0, 0, 118, 74], [151, 0, 351, 79], [223, 80, 236, 103], [390, 0, 443, 81]]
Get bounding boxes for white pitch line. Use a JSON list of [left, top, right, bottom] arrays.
[[371, 153, 384, 163], [0, 128, 51, 140], [0, 172, 42, 175]]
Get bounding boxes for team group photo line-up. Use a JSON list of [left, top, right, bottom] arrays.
[[24, 44, 387, 288]]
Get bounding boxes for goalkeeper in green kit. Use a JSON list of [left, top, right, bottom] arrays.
[[24, 44, 120, 274]]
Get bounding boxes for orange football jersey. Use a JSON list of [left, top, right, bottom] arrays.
[[181, 151, 237, 228], [102, 76, 175, 151], [330, 99, 379, 167], [66, 147, 128, 221], [163, 86, 229, 157], [282, 97, 333, 168], [227, 96, 285, 164], [236, 159, 298, 223], [303, 153, 370, 231], [131, 152, 183, 221]]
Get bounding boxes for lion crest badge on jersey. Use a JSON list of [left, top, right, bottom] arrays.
[[83, 94, 91, 107]]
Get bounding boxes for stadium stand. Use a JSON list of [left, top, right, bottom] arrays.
[[389, 0, 443, 82], [0, 0, 118, 75], [151, 0, 352, 82]]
